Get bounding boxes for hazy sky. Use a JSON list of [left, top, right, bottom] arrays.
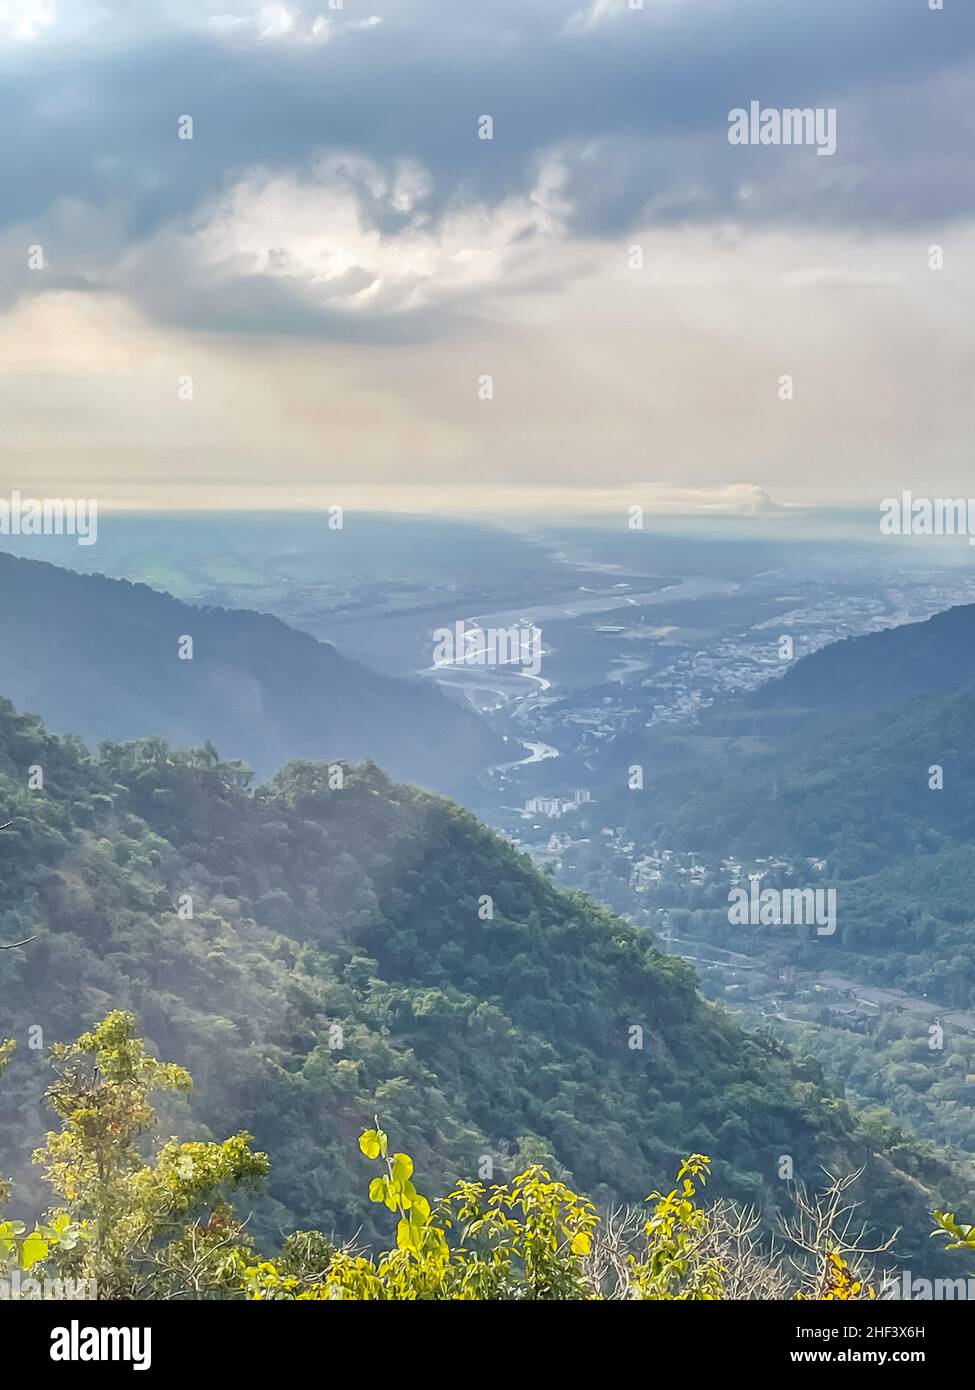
[[1, 0, 972, 514]]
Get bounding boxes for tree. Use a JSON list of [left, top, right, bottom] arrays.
[[33, 1011, 268, 1299], [0, 1013, 910, 1301]]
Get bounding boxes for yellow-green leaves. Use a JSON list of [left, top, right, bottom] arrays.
[[933, 1210, 975, 1249], [29, 1013, 268, 1299], [0, 1219, 25, 1267], [359, 1127, 388, 1160], [397, 1214, 426, 1254], [360, 1130, 428, 1223], [631, 1154, 723, 1301], [0, 1217, 75, 1273], [20, 1229, 49, 1270], [391, 1152, 413, 1185]]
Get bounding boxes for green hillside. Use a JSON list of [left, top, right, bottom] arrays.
[[606, 691, 975, 872], [0, 697, 967, 1277]]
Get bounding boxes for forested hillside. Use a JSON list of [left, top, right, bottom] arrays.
[[601, 604, 975, 881], [0, 697, 967, 1278], [0, 551, 504, 788], [609, 690, 975, 875], [754, 602, 975, 712], [588, 628, 975, 1169]]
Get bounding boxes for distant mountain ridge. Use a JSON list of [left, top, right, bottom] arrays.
[[0, 550, 504, 787], [600, 598, 975, 867], [594, 599, 975, 984], [754, 603, 975, 710]]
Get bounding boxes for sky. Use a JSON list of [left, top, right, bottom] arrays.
[[0, 0, 972, 515]]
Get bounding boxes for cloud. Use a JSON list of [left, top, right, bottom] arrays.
[[562, 0, 687, 38], [0, 1, 383, 53], [0, 145, 591, 340], [0, 0, 55, 44], [0, 0, 973, 510], [3, 0, 972, 272], [2, 218, 972, 510], [189, 150, 575, 321]]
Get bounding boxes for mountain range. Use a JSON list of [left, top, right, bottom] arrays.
[[0, 551, 504, 789], [754, 602, 975, 711], [1, 555, 973, 1279], [0, 694, 966, 1277], [585, 602, 975, 1168]]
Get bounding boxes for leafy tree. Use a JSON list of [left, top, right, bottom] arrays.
[[0, 1015, 921, 1301], [33, 1011, 268, 1298]]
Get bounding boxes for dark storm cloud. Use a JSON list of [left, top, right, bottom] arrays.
[[1, 0, 971, 337]]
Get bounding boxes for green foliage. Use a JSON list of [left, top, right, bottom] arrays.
[[245, 1127, 709, 1300], [932, 1209, 975, 1252], [242, 1128, 870, 1302], [630, 1154, 723, 1300], [585, 687, 975, 1241], [0, 1020, 951, 1301], [32, 1010, 268, 1298], [0, 701, 960, 1277]]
